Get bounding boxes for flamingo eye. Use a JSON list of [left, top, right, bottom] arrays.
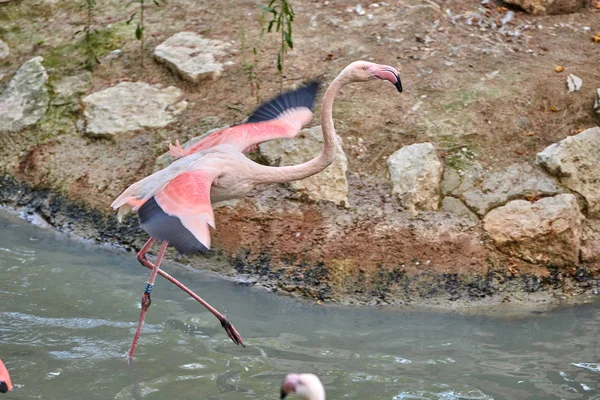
[[363, 66, 368, 70]]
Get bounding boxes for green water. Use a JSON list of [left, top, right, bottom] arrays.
[[1, 210, 599, 399]]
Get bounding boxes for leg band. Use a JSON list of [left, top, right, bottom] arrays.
[[144, 283, 154, 295]]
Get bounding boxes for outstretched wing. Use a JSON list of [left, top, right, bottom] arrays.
[[139, 169, 220, 254], [170, 80, 320, 157]]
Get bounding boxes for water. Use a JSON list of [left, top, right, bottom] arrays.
[[1, 211, 600, 400]]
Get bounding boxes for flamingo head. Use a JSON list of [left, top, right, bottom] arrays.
[[341, 61, 402, 92], [280, 373, 326, 400]]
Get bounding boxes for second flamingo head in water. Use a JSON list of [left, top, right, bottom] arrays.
[[281, 373, 326, 400]]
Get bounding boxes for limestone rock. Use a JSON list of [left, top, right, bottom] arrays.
[[0, 39, 9, 60], [154, 32, 231, 83], [441, 167, 461, 195], [260, 126, 349, 206], [82, 82, 187, 137], [450, 162, 562, 216], [0, 57, 49, 132], [503, 0, 584, 14], [387, 142, 442, 214], [483, 194, 583, 266], [581, 220, 600, 263], [536, 127, 600, 216], [567, 74, 582, 92], [442, 197, 478, 223], [594, 89, 600, 125]]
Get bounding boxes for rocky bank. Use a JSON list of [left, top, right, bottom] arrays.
[[0, 0, 599, 309]]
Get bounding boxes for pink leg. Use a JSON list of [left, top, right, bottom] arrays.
[[128, 241, 168, 359], [135, 239, 245, 347]]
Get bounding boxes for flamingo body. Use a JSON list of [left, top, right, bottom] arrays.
[[113, 81, 320, 252]]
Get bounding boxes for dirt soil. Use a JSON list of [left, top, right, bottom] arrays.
[[0, 0, 599, 309]]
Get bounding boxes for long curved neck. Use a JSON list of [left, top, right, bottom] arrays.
[[254, 76, 345, 184]]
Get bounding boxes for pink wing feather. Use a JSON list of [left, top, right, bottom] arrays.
[[154, 170, 218, 249], [170, 109, 313, 158]]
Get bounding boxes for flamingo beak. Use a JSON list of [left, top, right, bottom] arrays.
[[393, 72, 403, 92], [0, 382, 8, 394], [372, 66, 403, 92]]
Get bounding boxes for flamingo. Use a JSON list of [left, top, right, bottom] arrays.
[[111, 61, 402, 358], [280, 373, 325, 400], [0, 359, 12, 394]]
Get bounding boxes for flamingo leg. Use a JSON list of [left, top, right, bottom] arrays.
[[136, 238, 245, 347], [128, 240, 168, 359]]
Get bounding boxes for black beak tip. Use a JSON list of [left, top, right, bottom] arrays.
[[280, 389, 287, 399], [0, 381, 8, 393], [394, 79, 403, 93]]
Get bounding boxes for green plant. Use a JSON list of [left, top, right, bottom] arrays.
[[74, 0, 100, 71], [260, 0, 295, 90], [240, 20, 265, 105], [127, 0, 159, 68]]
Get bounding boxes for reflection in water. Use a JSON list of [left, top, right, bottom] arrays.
[[0, 210, 600, 399]]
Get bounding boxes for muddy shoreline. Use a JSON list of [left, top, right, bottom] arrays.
[[2, 174, 599, 313], [1, 0, 599, 314]]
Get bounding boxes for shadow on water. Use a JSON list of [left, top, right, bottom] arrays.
[[1, 210, 600, 399]]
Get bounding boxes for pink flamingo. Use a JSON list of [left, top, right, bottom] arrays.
[[112, 61, 402, 358], [281, 373, 325, 400]]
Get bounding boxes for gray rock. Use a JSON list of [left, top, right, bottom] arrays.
[[567, 74, 582, 92], [581, 219, 600, 263], [536, 127, 600, 216], [594, 89, 600, 125], [260, 125, 349, 206], [442, 197, 478, 223], [503, 0, 584, 14], [387, 142, 442, 214], [82, 82, 187, 137], [441, 167, 461, 195], [483, 194, 583, 266], [0, 57, 49, 132], [450, 162, 563, 216], [154, 32, 231, 83], [0, 39, 9, 60]]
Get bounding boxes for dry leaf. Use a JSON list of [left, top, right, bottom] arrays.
[[593, 35, 600, 43], [555, 65, 564, 73], [595, 1, 600, 8], [551, 105, 559, 112], [496, 6, 508, 12], [524, 131, 535, 136]]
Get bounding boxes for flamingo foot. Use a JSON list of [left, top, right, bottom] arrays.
[[220, 316, 245, 347]]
